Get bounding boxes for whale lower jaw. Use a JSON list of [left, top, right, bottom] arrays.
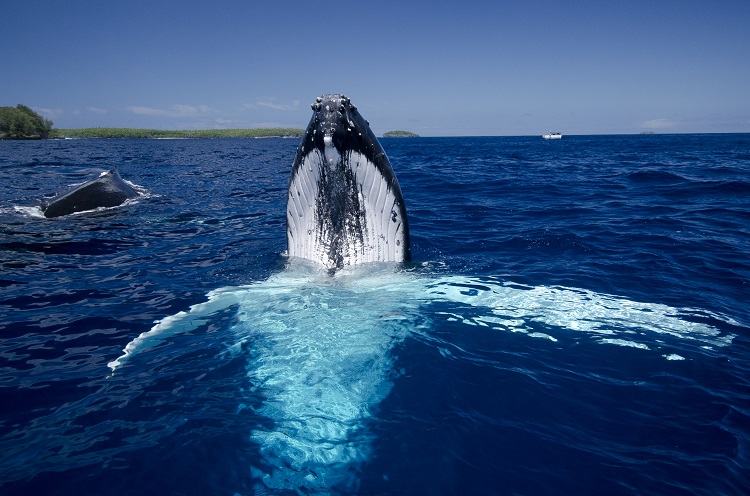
[[287, 149, 408, 270]]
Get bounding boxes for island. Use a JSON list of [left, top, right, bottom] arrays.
[[382, 130, 420, 138], [0, 104, 54, 139], [48, 128, 305, 139]]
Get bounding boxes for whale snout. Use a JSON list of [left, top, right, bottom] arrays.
[[308, 94, 364, 150]]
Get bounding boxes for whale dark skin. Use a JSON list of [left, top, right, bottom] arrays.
[[43, 169, 138, 218]]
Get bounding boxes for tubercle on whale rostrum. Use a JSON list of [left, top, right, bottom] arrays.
[[309, 95, 368, 132], [310, 94, 357, 113], [302, 94, 376, 157]]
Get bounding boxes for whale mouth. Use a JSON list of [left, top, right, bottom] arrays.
[[286, 94, 410, 271]]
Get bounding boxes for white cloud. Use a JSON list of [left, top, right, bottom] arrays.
[[640, 118, 677, 129], [214, 118, 236, 126], [36, 107, 64, 118], [248, 98, 300, 111], [128, 105, 211, 117], [86, 107, 108, 115]]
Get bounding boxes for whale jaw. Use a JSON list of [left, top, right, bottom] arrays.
[[286, 94, 410, 271]]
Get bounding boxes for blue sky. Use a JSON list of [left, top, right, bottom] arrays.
[[3, 0, 748, 136]]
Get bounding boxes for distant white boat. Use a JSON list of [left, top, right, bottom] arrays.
[[543, 132, 562, 139]]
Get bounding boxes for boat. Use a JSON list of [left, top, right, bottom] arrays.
[[543, 132, 562, 139]]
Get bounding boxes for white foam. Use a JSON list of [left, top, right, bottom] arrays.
[[107, 285, 247, 371], [423, 277, 735, 349], [11, 205, 46, 218], [109, 270, 735, 492], [664, 354, 686, 361], [599, 338, 650, 349]]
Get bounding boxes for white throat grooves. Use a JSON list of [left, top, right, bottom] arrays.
[[286, 149, 407, 269], [350, 150, 406, 264], [287, 149, 323, 264]]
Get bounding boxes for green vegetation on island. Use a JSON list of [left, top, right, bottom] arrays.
[[0, 105, 54, 139], [382, 130, 419, 138], [49, 127, 305, 139]]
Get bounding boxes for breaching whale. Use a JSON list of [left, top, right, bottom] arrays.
[[287, 93, 410, 270], [106, 94, 735, 494], [42, 168, 138, 218]]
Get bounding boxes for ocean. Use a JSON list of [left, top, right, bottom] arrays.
[[0, 134, 748, 495]]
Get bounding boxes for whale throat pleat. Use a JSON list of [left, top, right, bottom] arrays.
[[288, 149, 406, 269], [286, 94, 409, 270]]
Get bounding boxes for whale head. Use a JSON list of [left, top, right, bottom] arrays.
[[286, 94, 410, 271]]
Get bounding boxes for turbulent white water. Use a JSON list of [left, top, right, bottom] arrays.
[[109, 263, 735, 493]]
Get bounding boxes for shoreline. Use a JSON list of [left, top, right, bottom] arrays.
[[48, 127, 305, 139]]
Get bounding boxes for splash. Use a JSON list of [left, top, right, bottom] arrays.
[[423, 277, 736, 349], [111, 262, 424, 493], [238, 267, 423, 492], [109, 267, 735, 493]]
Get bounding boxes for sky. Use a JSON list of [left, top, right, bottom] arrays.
[[3, 0, 749, 136]]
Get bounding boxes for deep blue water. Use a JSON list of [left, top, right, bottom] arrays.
[[0, 134, 748, 495]]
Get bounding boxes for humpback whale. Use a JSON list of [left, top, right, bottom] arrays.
[[287, 93, 410, 270], [107, 95, 736, 494], [43, 168, 138, 218]]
